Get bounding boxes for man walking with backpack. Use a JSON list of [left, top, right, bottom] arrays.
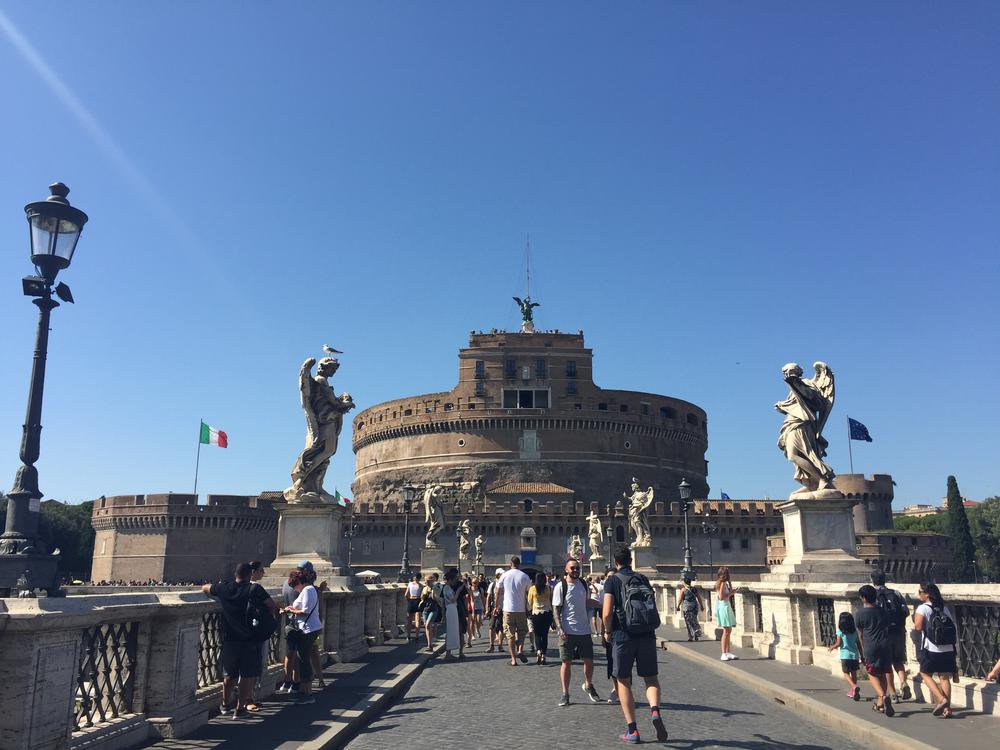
[[602, 547, 667, 744], [552, 557, 602, 706], [870, 569, 912, 701], [203, 562, 278, 716]]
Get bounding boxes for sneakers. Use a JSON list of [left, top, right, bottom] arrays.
[[607, 693, 619, 705], [582, 682, 601, 703], [901, 684, 912, 701], [652, 711, 668, 741], [558, 693, 570, 707], [619, 729, 640, 744], [290, 682, 301, 693], [276, 682, 291, 694], [721, 652, 739, 661]]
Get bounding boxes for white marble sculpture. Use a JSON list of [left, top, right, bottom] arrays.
[[775, 362, 838, 498], [423, 485, 446, 547], [284, 356, 356, 503], [625, 478, 655, 547], [586, 510, 603, 559], [457, 519, 472, 559], [474, 533, 485, 563], [569, 534, 583, 560]]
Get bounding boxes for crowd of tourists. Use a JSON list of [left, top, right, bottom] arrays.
[[200, 553, 991, 740]]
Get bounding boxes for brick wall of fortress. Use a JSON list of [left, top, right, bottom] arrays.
[[351, 331, 710, 507], [348, 497, 784, 576], [90, 493, 277, 583], [834, 473, 895, 531]]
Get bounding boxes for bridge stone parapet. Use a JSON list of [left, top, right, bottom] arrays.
[[651, 578, 1000, 717], [0, 584, 405, 750]]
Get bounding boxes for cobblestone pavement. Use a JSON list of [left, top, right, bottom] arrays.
[[347, 639, 872, 750]]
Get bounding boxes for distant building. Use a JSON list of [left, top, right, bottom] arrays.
[[896, 504, 942, 518]]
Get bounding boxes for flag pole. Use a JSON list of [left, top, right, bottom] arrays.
[[194, 419, 203, 496], [847, 415, 854, 474]]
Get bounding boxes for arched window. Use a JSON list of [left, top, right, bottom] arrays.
[[524, 498, 533, 513], [615, 525, 625, 543]]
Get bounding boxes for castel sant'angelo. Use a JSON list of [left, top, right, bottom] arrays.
[[90, 303, 948, 584]]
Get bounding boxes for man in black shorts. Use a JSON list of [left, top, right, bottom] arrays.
[[870, 569, 912, 701], [203, 562, 277, 715], [856, 584, 895, 717], [602, 547, 667, 744]]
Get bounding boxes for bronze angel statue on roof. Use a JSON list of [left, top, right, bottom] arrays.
[[775, 361, 836, 497], [513, 296, 540, 332], [283, 355, 356, 503]]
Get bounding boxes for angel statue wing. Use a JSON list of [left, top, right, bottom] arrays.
[[810, 361, 835, 437], [512, 296, 523, 308], [298, 358, 320, 444], [529, 300, 540, 310]]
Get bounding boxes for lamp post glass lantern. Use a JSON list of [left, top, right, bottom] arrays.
[[399, 484, 415, 582], [678, 478, 694, 580], [701, 511, 719, 577], [1, 185, 87, 585]]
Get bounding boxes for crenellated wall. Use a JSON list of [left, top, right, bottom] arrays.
[[834, 473, 895, 532]]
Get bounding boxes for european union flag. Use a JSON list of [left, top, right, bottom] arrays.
[[848, 418, 873, 442], [721, 492, 731, 500]]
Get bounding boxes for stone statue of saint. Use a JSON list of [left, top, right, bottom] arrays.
[[775, 362, 837, 496], [512, 296, 540, 332], [569, 534, 583, 560], [284, 356, 356, 503], [586, 510, 603, 559], [624, 478, 655, 548], [457, 519, 472, 559], [474, 533, 485, 562], [424, 485, 446, 547]]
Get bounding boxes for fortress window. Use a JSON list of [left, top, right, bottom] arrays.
[[475, 360, 485, 378], [598, 402, 608, 411], [686, 413, 698, 425], [660, 406, 676, 420], [535, 359, 546, 378], [721, 540, 732, 552], [615, 525, 625, 542], [524, 498, 533, 512], [741, 539, 750, 551], [505, 359, 517, 378], [404, 409, 413, 416], [566, 360, 577, 377], [640, 402, 650, 415], [567, 381, 577, 395], [503, 388, 550, 409], [574, 403, 582, 410], [444, 403, 453, 411], [619, 404, 629, 413], [475, 381, 486, 396]]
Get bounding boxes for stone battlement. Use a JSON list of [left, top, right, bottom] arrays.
[[833, 473, 894, 499], [353, 497, 781, 517]]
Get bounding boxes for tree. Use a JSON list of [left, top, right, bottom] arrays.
[[893, 513, 949, 534], [968, 497, 1000, 583], [946, 475, 976, 582], [0, 497, 95, 580]]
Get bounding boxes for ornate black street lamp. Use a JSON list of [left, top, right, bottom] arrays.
[[399, 484, 416, 581], [701, 511, 719, 577], [1, 184, 87, 594], [343, 514, 359, 570], [679, 478, 695, 580]]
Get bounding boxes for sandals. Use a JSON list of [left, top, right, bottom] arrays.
[[941, 707, 953, 718], [932, 700, 948, 716], [244, 703, 261, 713]]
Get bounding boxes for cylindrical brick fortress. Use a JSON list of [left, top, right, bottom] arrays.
[[352, 330, 709, 506]]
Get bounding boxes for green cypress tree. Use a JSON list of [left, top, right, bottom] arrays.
[[946, 475, 976, 582]]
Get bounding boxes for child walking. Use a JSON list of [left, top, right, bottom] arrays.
[[828, 611, 861, 701]]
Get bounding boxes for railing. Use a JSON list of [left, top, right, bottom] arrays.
[[74, 621, 139, 730], [955, 603, 1000, 679], [747, 592, 764, 633], [197, 611, 225, 688], [816, 598, 836, 647]]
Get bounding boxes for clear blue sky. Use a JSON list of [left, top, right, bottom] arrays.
[[1, 4, 997, 509]]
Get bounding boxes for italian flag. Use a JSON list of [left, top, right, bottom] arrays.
[[335, 489, 352, 506], [199, 421, 228, 448]]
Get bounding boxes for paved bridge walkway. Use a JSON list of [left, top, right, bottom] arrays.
[[142, 627, 999, 750]]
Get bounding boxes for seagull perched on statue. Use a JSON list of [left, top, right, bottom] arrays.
[[323, 345, 343, 356]]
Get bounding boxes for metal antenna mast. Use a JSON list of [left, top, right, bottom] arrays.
[[525, 233, 531, 298]]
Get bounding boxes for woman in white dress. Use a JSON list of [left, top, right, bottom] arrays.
[[441, 568, 469, 661]]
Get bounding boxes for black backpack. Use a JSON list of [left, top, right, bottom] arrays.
[[246, 586, 278, 642], [874, 587, 909, 633], [926, 606, 957, 647], [615, 572, 661, 635]]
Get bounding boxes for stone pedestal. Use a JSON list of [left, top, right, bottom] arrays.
[[459, 558, 473, 576], [420, 546, 445, 578], [760, 495, 871, 584], [265, 501, 352, 587], [589, 556, 606, 575], [631, 545, 657, 575]]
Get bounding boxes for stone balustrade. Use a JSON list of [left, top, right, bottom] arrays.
[[0, 583, 407, 750], [652, 579, 1000, 716]]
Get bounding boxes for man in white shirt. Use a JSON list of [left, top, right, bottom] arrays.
[[553, 558, 601, 706], [494, 556, 531, 665]]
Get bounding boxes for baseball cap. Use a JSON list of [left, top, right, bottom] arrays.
[[298, 560, 315, 572], [495, 567, 504, 575]]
